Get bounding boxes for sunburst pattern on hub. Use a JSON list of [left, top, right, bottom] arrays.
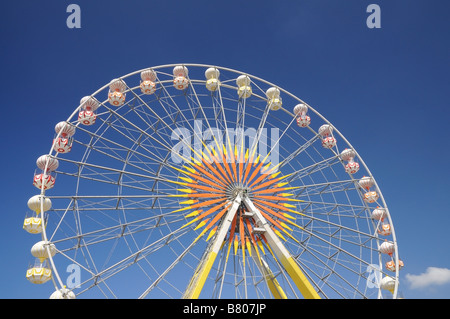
[[166, 139, 306, 263]]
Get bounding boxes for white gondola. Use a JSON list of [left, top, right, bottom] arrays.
[[108, 79, 127, 106], [53, 121, 75, 153], [377, 222, 392, 236], [27, 195, 52, 214], [26, 260, 52, 284], [140, 69, 157, 95], [380, 276, 396, 294], [33, 155, 59, 190], [371, 207, 386, 221], [50, 287, 76, 299], [266, 87, 282, 111], [318, 124, 336, 149], [173, 65, 189, 90], [372, 207, 391, 236], [294, 103, 311, 127], [53, 137, 72, 153], [31, 241, 56, 262], [78, 96, 99, 125], [205, 67, 220, 91], [33, 173, 55, 190], [379, 241, 395, 256], [36, 155, 59, 172], [385, 259, 404, 272], [340, 148, 360, 174], [236, 75, 252, 98], [359, 176, 379, 203], [23, 212, 45, 234]]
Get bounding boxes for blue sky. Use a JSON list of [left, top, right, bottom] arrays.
[[1, 0, 449, 299]]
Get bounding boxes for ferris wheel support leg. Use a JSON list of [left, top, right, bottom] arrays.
[[182, 194, 242, 299], [250, 246, 287, 299], [243, 196, 321, 299]]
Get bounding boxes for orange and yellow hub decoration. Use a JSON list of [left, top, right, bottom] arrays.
[[167, 140, 306, 261]]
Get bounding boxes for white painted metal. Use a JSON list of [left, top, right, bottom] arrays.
[[28, 64, 399, 299]]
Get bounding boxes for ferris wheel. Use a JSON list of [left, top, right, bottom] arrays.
[[24, 63, 404, 299]]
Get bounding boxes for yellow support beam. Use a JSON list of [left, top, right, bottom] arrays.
[[279, 255, 320, 299], [250, 247, 287, 299], [182, 193, 320, 299], [243, 197, 321, 299], [182, 194, 242, 299]]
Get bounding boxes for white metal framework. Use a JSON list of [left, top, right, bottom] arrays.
[[25, 64, 402, 299]]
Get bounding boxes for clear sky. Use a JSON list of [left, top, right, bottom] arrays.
[[1, 0, 449, 299]]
